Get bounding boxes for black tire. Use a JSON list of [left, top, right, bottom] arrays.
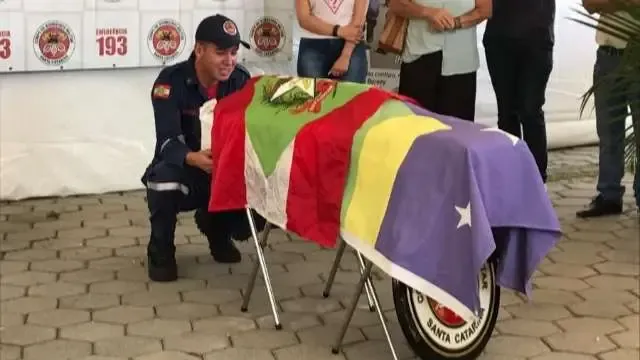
[[392, 261, 500, 360]]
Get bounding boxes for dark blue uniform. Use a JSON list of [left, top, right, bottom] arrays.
[[141, 54, 250, 262]]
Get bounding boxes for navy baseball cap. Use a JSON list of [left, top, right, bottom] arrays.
[[195, 14, 250, 50]]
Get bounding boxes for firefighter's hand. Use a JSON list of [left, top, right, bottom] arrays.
[[186, 149, 213, 173]]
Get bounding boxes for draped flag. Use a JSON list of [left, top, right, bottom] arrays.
[[210, 76, 411, 246], [209, 75, 561, 319]]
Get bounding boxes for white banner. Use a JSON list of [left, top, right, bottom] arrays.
[[0, 0, 295, 72]]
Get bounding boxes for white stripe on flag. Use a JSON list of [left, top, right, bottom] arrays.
[[244, 133, 294, 229]]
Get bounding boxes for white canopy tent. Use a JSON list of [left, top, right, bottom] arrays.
[[0, 0, 598, 200]]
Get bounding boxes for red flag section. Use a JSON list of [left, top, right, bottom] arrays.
[[286, 87, 398, 247]]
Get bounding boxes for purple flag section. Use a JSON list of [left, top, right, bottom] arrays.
[[374, 101, 561, 312]]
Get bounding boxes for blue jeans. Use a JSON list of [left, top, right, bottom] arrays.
[[594, 46, 640, 206], [297, 38, 368, 83]]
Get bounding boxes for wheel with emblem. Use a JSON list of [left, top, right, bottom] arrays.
[[392, 261, 500, 360]]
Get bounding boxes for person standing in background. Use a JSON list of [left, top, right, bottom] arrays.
[[482, 0, 555, 182], [295, 0, 369, 82], [576, 0, 639, 218], [366, 0, 380, 44], [389, 0, 492, 122]]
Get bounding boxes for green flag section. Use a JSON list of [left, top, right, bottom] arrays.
[[244, 76, 370, 177]]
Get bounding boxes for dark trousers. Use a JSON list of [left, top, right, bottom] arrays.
[[484, 37, 553, 182], [142, 160, 242, 257], [398, 51, 477, 121], [593, 46, 640, 206]]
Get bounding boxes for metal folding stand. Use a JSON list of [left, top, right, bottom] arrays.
[[239, 210, 397, 359], [240, 209, 282, 329], [324, 240, 399, 359], [322, 240, 376, 312]]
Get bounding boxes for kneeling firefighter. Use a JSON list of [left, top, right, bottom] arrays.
[[141, 14, 266, 282]]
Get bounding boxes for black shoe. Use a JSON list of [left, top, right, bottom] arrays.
[[576, 195, 623, 218], [209, 236, 242, 263], [147, 254, 178, 282], [228, 209, 266, 242], [195, 209, 242, 263]]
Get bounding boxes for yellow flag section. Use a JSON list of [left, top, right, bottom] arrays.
[[343, 115, 451, 245]]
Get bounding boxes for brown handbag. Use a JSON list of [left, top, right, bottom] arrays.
[[377, 0, 410, 55]]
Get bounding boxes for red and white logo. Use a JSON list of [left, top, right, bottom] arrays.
[[33, 20, 76, 66], [250, 16, 285, 58], [223, 20, 237, 36], [147, 19, 186, 63]]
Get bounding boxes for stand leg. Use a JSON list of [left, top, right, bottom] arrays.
[[357, 253, 399, 360], [323, 240, 375, 312], [323, 240, 347, 298], [243, 208, 281, 330], [240, 223, 272, 312], [356, 250, 377, 312], [332, 261, 373, 354]]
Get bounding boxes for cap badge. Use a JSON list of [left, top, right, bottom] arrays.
[[222, 20, 238, 35]]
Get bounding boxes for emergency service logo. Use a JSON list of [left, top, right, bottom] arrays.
[[147, 19, 186, 63], [223, 20, 238, 36], [33, 20, 76, 66], [250, 16, 286, 57]]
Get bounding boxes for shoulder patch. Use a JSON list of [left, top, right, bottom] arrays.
[[152, 84, 171, 99]]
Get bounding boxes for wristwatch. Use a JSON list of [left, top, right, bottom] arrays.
[[332, 25, 340, 37]]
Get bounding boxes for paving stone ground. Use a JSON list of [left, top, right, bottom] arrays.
[[0, 146, 638, 360]]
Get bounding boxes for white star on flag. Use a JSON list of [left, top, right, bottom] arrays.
[[481, 127, 519, 145], [270, 77, 316, 102], [455, 202, 472, 229]]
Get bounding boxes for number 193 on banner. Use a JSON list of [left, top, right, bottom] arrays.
[[96, 29, 128, 56], [82, 12, 140, 69]]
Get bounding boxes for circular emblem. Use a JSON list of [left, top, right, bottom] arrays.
[[250, 16, 285, 57], [223, 20, 237, 36], [32, 20, 76, 66], [411, 264, 493, 351], [147, 19, 186, 63]]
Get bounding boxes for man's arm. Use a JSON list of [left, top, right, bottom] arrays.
[[456, 0, 492, 29], [151, 75, 190, 167]]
